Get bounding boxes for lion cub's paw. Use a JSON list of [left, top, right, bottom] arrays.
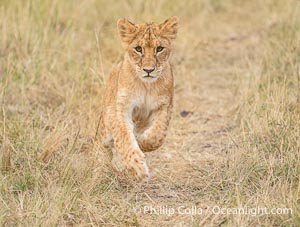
[[111, 150, 126, 172], [112, 149, 149, 181], [127, 150, 149, 181]]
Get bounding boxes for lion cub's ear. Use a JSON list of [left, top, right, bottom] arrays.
[[159, 16, 179, 41], [117, 18, 137, 48]]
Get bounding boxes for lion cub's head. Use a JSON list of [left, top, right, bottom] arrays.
[[117, 16, 178, 82]]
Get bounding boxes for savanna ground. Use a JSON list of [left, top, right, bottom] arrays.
[[0, 0, 300, 226]]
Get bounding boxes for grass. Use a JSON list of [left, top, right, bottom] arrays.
[[0, 0, 299, 225]]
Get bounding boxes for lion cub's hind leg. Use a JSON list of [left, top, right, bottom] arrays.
[[133, 114, 152, 140]]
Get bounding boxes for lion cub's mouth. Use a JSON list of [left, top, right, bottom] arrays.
[[143, 75, 155, 78]]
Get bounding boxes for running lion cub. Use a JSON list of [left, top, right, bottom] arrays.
[[99, 16, 178, 181]]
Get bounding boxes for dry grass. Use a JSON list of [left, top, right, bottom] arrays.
[[0, 0, 299, 226]]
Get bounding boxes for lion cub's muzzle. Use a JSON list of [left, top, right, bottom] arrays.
[[142, 67, 156, 78]]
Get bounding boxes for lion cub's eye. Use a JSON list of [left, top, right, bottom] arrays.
[[156, 46, 164, 53], [135, 46, 142, 53]]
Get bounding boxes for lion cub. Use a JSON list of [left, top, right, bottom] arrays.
[[99, 16, 178, 180]]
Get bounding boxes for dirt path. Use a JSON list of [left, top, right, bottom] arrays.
[[116, 38, 251, 225], [91, 28, 262, 225]]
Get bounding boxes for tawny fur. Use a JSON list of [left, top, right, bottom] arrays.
[[99, 16, 178, 180]]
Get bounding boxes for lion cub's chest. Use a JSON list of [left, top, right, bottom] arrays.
[[131, 94, 163, 133], [132, 94, 160, 121]]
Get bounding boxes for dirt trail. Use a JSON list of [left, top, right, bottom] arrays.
[[96, 29, 261, 225], [121, 37, 252, 225]]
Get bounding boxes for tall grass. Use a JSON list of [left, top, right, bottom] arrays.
[[0, 0, 299, 225], [225, 4, 300, 225]]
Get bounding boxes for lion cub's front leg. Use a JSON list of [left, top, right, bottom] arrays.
[[137, 103, 172, 152], [110, 93, 149, 180]]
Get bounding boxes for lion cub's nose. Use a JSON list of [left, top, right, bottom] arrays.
[[143, 68, 155, 74]]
